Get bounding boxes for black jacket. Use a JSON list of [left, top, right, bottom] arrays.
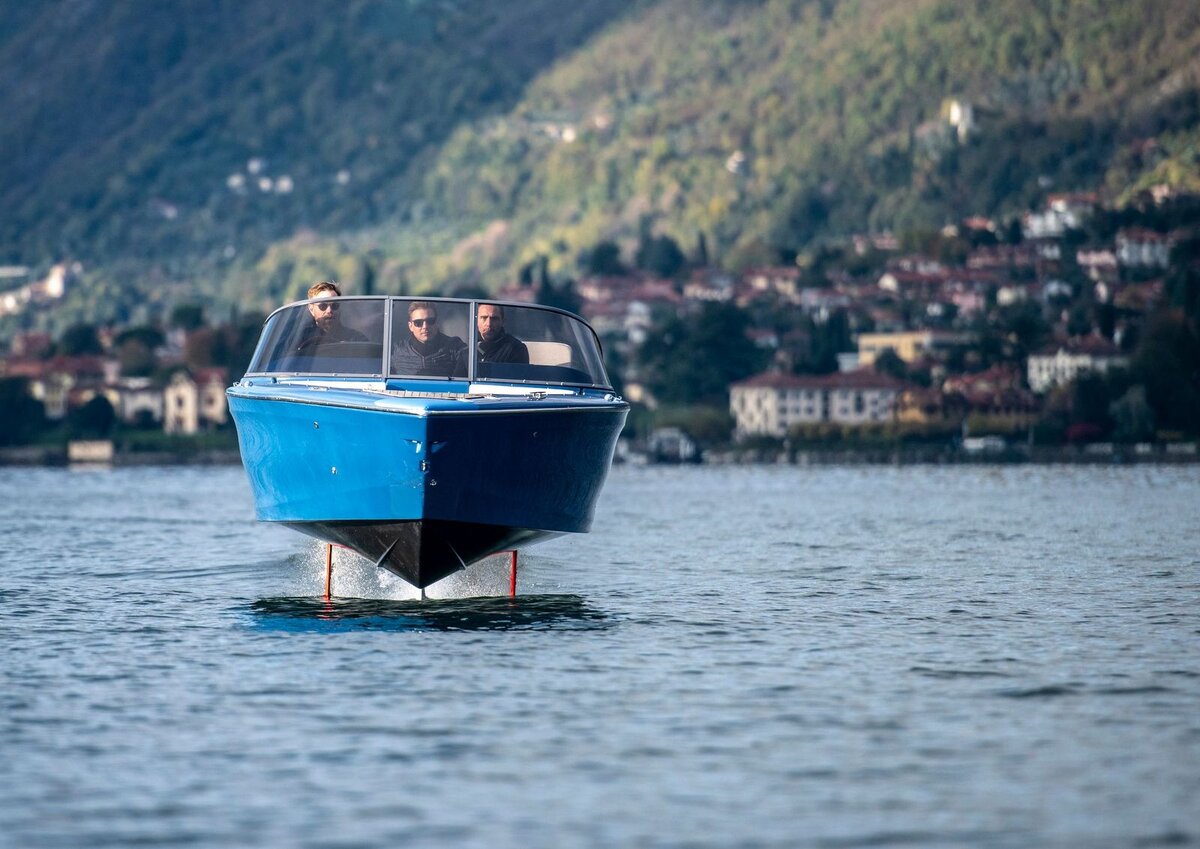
[[297, 321, 367, 351], [392, 333, 467, 376], [477, 330, 530, 365]]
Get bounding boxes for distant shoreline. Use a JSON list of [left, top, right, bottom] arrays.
[[703, 444, 1200, 466], [3, 444, 1197, 468], [0, 445, 242, 467]]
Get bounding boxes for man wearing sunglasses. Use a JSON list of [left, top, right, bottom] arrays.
[[391, 300, 467, 376], [298, 280, 367, 351]]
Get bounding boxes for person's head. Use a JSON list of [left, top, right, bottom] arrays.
[[477, 303, 505, 341], [408, 301, 438, 344], [307, 281, 343, 330], [308, 280, 342, 299]]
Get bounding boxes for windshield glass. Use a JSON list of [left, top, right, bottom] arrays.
[[248, 298, 386, 376], [389, 300, 470, 378], [247, 297, 610, 387], [470, 303, 609, 386]]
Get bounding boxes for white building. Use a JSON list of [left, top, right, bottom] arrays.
[[744, 266, 802, 299], [1026, 338, 1129, 394], [730, 370, 907, 438], [0, 262, 71, 317], [1023, 193, 1098, 239], [1116, 228, 1174, 269], [163, 368, 229, 434], [943, 98, 976, 142]]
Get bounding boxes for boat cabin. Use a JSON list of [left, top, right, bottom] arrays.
[[246, 297, 612, 389]]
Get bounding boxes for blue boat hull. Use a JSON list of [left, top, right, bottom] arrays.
[[229, 389, 626, 587]]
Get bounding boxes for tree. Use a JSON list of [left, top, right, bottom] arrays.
[[227, 313, 267, 380], [116, 326, 165, 349], [996, 301, 1050, 359], [68, 395, 115, 439], [0, 379, 46, 446], [1066, 305, 1092, 336], [449, 283, 488, 300], [184, 326, 218, 366], [117, 337, 156, 377], [809, 310, 853, 374], [1096, 302, 1116, 339], [873, 348, 908, 380], [1003, 217, 1023, 245], [770, 186, 829, 250], [1131, 309, 1200, 435], [114, 325, 164, 377], [1110, 385, 1155, 443], [1070, 373, 1114, 435], [535, 277, 582, 315], [169, 304, 205, 331], [694, 232, 710, 267], [638, 303, 768, 406], [582, 241, 625, 276], [635, 233, 686, 278], [58, 323, 102, 356], [1165, 236, 1200, 326], [361, 258, 377, 297]]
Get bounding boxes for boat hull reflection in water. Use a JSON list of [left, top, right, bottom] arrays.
[[228, 297, 628, 589]]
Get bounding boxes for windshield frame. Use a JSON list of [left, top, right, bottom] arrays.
[[246, 296, 613, 390]]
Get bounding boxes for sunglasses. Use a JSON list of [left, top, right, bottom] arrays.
[[314, 302, 339, 312], [410, 317, 436, 327]]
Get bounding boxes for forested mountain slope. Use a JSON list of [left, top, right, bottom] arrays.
[[419, 0, 1200, 281], [0, 0, 638, 313], [2, 0, 1199, 322]]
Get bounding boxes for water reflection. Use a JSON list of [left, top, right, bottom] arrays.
[[246, 594, 609, 633]]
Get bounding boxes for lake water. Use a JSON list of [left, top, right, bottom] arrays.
[[1, 463, 1197, 848]]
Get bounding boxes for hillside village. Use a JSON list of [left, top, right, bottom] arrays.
[[1, 187, 1198, 461], [532, 187, 1199, 457]]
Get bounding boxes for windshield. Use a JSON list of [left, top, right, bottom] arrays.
[[248, 297, 386, 376], [248, 297, 611, 388], [466, 303, 608, 386], [389, 300, 471, 378]]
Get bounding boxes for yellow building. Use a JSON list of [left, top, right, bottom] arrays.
[[857, 330, 974, 366]]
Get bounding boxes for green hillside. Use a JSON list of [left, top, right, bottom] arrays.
[[419, 0, 1200, 280], [2, 0, 1200, 326], [0, 0, 638, 318]]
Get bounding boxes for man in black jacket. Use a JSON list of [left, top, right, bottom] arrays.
[[392, 301, 467, 376], [476, 303, 529, 364]]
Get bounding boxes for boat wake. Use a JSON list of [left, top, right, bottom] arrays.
[[294, 541, 536, 600], [245, 594, 609, 633]]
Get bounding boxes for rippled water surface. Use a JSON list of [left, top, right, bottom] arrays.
[[2, 464, 1198, 848]]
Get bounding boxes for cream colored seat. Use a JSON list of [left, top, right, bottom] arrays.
[[524, 341, 572, 367]]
